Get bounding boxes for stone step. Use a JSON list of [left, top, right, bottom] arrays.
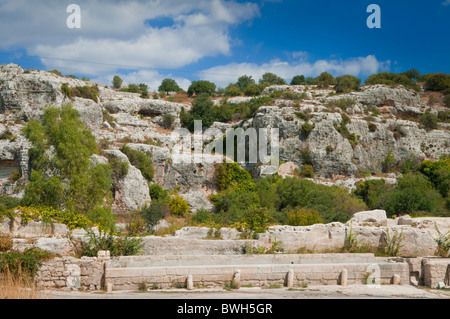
[[104, 261, 409, 291]]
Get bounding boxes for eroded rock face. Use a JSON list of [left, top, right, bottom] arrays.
[[103, 150, 151, 214], [0, 64, 102, 127]]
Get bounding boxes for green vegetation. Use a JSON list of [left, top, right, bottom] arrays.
[[259, 72, 287, 86], [81, 229, 143, 257], [22, 104, 114, 217], [120, 145, 154, 181], [236, 75, 256, 91], [112, 75, 123, 89], [209, 165, 366, 227], [333, 115, 358, 148], [354, 159, 450, 218], [422, 73, 450, 92], [291, 75, 306, 85], [0, 248, 52, 279], [61, 85, 99, 102], [285, 208, 323, 226], [419, 111, 440, 131], [187, 80, 216, 97], [159, 78, 182, 95], [316, 72, 336, 89], [365, 72, 421, 92], [334, 75, 361, 93]]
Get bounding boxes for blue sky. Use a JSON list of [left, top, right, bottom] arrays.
[[0, 0, 449, 90]]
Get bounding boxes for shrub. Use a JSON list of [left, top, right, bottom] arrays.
[[419, 111, 439, 131], [149, 184, 170, 202], [120, 145, 154, 181], [0, 248, 52, 279], [81, 229, 143, 257], [236, 75, 256, 91], [419, 159, 450, 198], [112, 75, 123, 89], [382, 151, 397, 173], [187, 80, 216, 97], [443, 95, 450, 107], [61, 83, 71, 97], [285, 208, 323, 226], [214, 162, 254, 192], [140, 200, 171, 229], [434, 224, 450, 257], [327, 98, 356, 111], [169, 195, 190, 216], [182, 93, 217, 132], [259, 72, 286, 86], [291, 75, 306, 85], [161, 114, 175, 130], [301, 122, 315, 138], [109, 157, 129, 180], [243, 205, 272, 233], [224, 84, 242, 97], [244, 84, 262, 97], [365, 72, 421, 92], [86, 206, 117, 232], [316, 72, 336, 88], [423, 73, 450, 92], [299, 164, 315, 178], [334, 75, 361, 93], [22, 104, 113, 215], [70, 85, 99, 102]]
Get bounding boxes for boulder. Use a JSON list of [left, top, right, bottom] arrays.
[[349, 210, 388, 227]]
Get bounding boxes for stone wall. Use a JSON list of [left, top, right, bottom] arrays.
[[36, 253, 108, 291]]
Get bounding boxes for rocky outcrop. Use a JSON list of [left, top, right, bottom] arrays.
[[103, 150, 151, 214], [0, 64, 102, 127]]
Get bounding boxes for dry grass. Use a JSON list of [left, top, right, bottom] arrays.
[[0, 269, 49, 299]]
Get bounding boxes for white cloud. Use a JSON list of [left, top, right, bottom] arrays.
[[0, 0, 259, 76], [199, 55, 391, 88]]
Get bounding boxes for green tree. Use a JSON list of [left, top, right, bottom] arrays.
[[419, 111, 440, 131], [334, 75, 361, 93], [365, 72, 421, 92], [22, 104, 113, 215], [112, 75, 123, 89], [423, 73, 450, 91], [401, 68, 422, 82], [182, 93, 218, 132], [159, 78, 182, 95], [224, 84, 242, 97], [236, 75, 256, 91], [187, 80, 216, 97], [244, 84, 263, 97], [291, 75, 306, 85], [214, 162, 254, 192], [316, 72, 337, 88], [259, 72, 286, 86]]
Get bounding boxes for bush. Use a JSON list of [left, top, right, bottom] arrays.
[[291, 75, 306, 85], [182, 93, 217, 132], [243, 205, 272, 233], [0, 232, 13, 252], [244, 84, 262, 97], [149, 184, 170, 202], [419, 111, 439, 131], [61, 83, 71, 97], [214, 162, 254, 192], [112, 75, 123, 89], [326, 98, 356, 111], [169, 195, 190, 216], [382, 151, 397, 173], [365, 72, 421, 92], [236, 75, 256, 91], [423, 73, 450, 92], [22, 104, 113, 215], [443, 95, 450, 107], [299, 164, 315, 178], [140, 200, 171, 229], [301, 122, 315, 138], [81, 229, 143, 257], [224, 84, 242, 97], [419, 159, 450, 198], [161, 114, 175, 130], [86, 206, 117, 232], [71, 86, 99, 102], [334, 75, 361, 93], [316, 72, 337, 88], [259, 72, 286, 86], [187, 80, 216, 97], [0, 248, 52, 279], [120, 145, 154, 181], [285, 208, 323, 226], [353, 179, 391, 210]]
